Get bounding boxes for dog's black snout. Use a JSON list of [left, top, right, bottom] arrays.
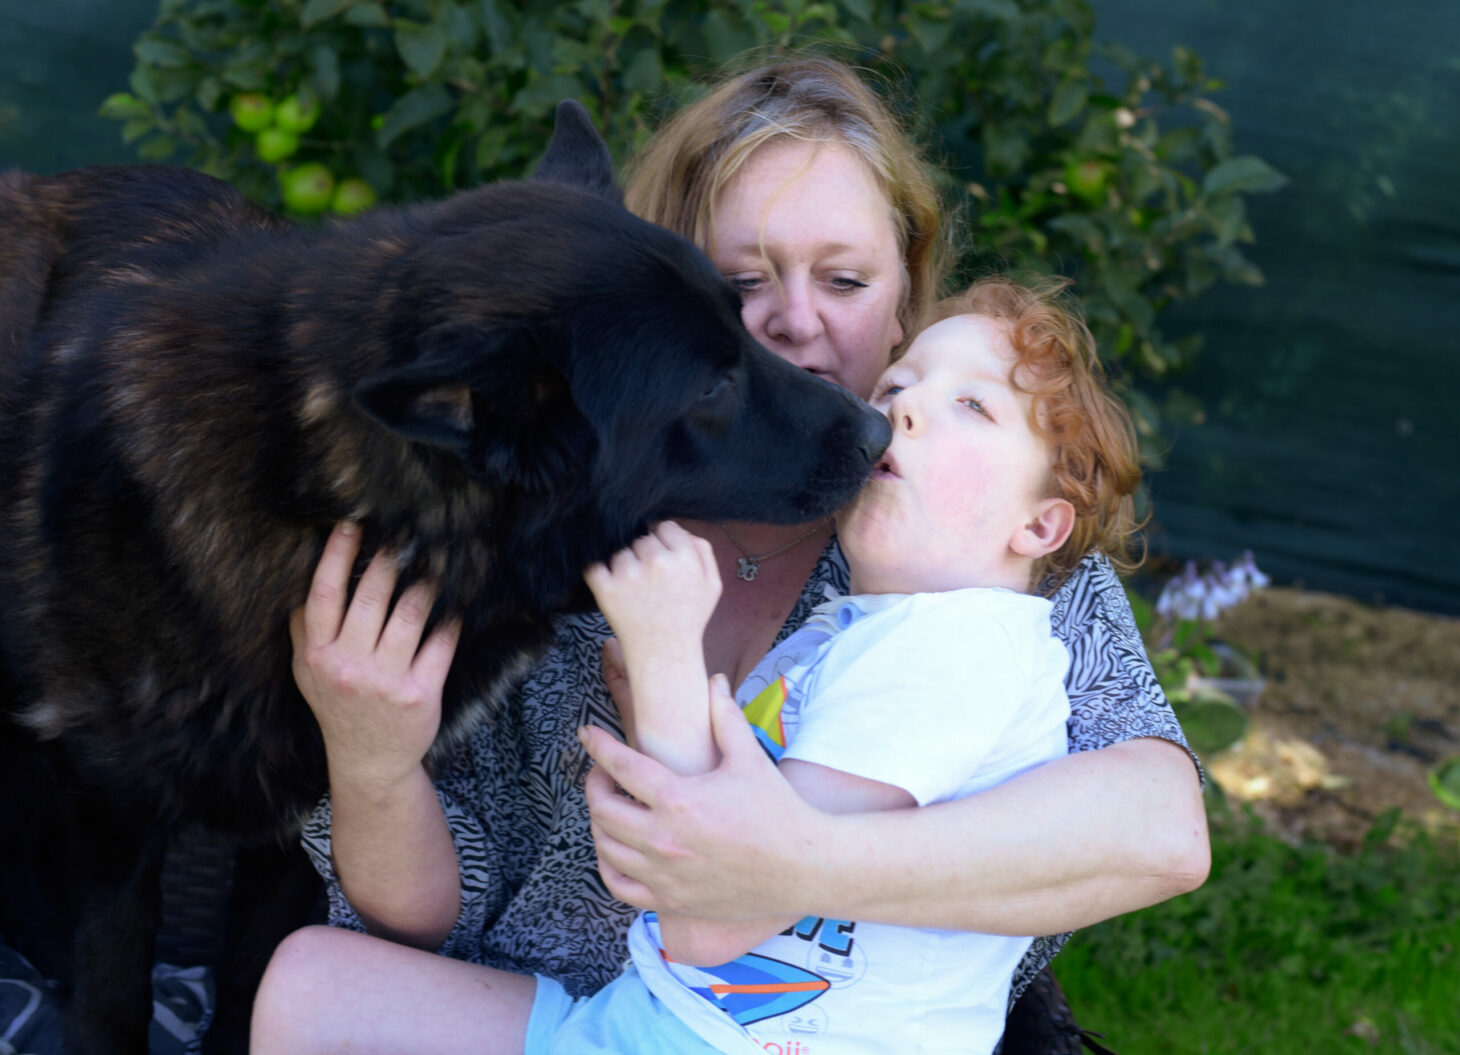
[[858, 405, 893, 464]]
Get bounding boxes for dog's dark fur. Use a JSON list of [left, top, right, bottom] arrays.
[[0, 101, 890, 1054]]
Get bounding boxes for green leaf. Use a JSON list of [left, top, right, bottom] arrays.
[[344, 2, 390, 27], [1102, 273, 1155, 330], [195, 77, 223, 112], [1428, 758, 1460, 811], [1202, 155, 1288, 197], [702, 9, 759, 61], [134, 36, 193, 68], [512, 72, 586, 111], [396, 21, 449, 79], [1171, 693, 1249, 757], [441, 2, 480, 50], [953, 0, 1021, 20], [311, 45, 342, 101], [981, 123, 1028, 178], [137, 134, 179, 161], [376, 83, 455, 147], [99, 92, 151, 120], [479, 0, 517, 53], [621, 46, 663, 96], [301, 0, 356, 28], [129, 66, 159, 105], [120, 117, 154, 144], [1048, 79, 1088, 127], [908, 10, 952, 55]]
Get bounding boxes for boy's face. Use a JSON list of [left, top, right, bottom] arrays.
[[838, 313, 1063, 595]]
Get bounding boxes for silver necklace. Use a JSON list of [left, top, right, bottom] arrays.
[[718, 521, 827, 582]]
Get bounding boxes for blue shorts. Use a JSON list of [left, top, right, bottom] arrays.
[[525, 965, 722, 1055]]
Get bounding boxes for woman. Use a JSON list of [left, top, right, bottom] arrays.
[[258, 54, 1208, 1049]]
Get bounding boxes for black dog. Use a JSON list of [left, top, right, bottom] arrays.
[[0, 101, 890, 1054]]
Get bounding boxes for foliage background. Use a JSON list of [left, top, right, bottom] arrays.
[[0, 0, 1455, 612], [99, 0, 1286, 463]]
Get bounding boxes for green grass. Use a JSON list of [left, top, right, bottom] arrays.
[[1056, 801, 1460, 1054]]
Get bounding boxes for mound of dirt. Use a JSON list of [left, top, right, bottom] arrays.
[[1198, 587, 1460, 850]]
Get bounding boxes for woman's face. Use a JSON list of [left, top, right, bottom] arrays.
[[709, 138, 906, 402]]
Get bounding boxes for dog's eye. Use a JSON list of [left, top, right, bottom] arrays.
[[699, 377, 733, 403]]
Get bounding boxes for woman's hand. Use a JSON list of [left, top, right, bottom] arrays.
[[292, 522, 460, 789], [292, 522, 465, 947], [581, 675, 821, 920]]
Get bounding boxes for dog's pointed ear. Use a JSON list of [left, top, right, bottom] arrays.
[[352, 329, 487, 458], [531, 99, 621, 204], [354, 322, 591, 491]]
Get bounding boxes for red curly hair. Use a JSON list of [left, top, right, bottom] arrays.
[[933, 276, 1144, 589]]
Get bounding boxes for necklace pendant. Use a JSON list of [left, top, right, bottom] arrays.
[[736, 556, 760, 582]]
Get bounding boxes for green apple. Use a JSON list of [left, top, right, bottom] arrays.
[[228, 93, 274, 133], [330, 178, 378, 216], [281, 163, 335, 215], [1063, 158, 1112, 206], [255, 127, 300, 164], [274, 94, 320, 134]]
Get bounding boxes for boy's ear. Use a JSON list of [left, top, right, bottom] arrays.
[[1012, 497, 1076, 560]]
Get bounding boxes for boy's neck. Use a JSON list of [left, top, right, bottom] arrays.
[[847, 554, 1035, 597]]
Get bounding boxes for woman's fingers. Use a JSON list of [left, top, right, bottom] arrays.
[[337, 545, 401, 653], [413, 616, 462, 692], [302, 522, 363, 645], [706, 673, 764, 769], [374, 580, 435, 669], [580, 724, 670, 808]]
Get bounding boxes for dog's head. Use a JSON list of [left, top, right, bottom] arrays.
[[353, 101, 891, 606]]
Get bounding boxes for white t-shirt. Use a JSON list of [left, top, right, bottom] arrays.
[[627, 587, 1071, 1055]]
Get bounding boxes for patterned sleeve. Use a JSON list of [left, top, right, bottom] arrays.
[[296, 760, 501, 960], [1048, 552, 1203, 779], [1008, 552, 1205, 1006]]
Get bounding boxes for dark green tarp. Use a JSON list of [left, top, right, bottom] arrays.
[[1092, 0, 1460, 614], [3, 0, 1457, 613]]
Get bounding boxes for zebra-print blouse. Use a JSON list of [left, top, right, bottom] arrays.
[[301, 542, 1200, 1003]]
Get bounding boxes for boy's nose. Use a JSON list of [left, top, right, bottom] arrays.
[[888, 388, 922, 437]]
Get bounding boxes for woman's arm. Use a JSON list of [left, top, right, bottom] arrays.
[[584, 550, 1208, 936], [583, 714, 1207, 935], [292, 522, 463, 949], [642, 692, 917, 965]]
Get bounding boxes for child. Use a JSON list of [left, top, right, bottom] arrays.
[[563, 275, 1143, 1054]]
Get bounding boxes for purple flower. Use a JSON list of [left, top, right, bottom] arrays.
[[1157, 552, 1269, 627]]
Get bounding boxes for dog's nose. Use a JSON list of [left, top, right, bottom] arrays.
[[858, 406, 892, 464]]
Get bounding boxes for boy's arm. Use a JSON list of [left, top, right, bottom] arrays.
[[584, 521, 721, 777], [585, 525, 916, 966]]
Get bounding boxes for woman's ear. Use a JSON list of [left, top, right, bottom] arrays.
[[1012, 497, 1075, 559]]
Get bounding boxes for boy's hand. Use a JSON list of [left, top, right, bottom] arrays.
[[585, 521, 721, 657]]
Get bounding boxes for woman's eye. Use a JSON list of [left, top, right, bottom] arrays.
[[726, 275, 763, 294], [829, 277, 868, 293]]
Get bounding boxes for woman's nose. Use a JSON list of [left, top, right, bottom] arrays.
[[764, 275, 823, 346]]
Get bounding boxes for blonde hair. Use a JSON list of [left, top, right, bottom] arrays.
[[935, 276, 1145, 587], [623, 54, 949, 352]]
